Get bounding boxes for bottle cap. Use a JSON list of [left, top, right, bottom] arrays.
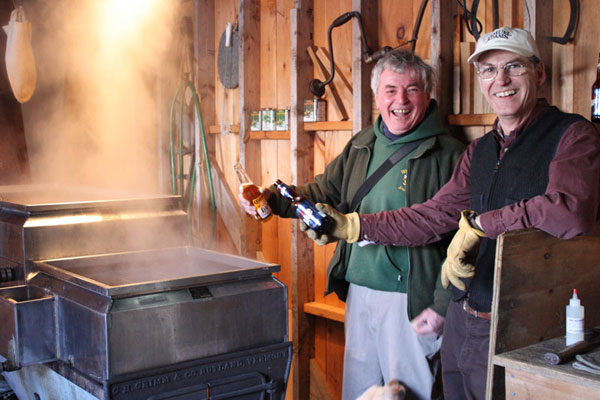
[[570, 288, 581, 306]]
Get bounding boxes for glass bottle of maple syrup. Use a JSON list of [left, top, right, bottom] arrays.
[[234, 163, 272, 221]]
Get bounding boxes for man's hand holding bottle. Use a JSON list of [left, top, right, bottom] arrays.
[[238, 187, 272, 219], [236, 177, 361, 245], [234, 163, 272, 221]]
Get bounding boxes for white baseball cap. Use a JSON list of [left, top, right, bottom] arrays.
[[467, 27, 541, 64]]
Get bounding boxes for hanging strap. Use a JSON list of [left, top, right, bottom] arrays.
[[349, 138, 426, 212]]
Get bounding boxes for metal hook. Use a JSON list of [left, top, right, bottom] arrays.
[[547, 0, 579, 45], [309, 11, 366, 97]]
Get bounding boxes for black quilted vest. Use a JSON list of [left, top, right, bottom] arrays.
[[454, 106, 585, 312]]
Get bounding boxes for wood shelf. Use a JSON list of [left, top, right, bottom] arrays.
[[304, 121, 353, 131], [208, 115, 499, 136], [303, 301, 345, 323], [248, 131, 290, 140], [207, 125, 240, 134], [208, 121, 354, 139], [448, 113, 496, 126], [209, 116, 501, 134]]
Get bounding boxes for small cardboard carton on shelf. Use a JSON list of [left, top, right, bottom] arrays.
[[303, 98, 326, 122]]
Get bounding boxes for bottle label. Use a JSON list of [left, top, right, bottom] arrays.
[[297, 201, 326, 230], [296, 203, 316, 229], [592, 88, 600, 118], [566, 317, 584, 334], [275, 179, 331, 234], [252, 197, 271, 219]]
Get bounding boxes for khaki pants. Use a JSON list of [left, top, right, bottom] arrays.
[[343, 283, 443, 400]]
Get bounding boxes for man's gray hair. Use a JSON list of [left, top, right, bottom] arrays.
[[370, 50, 433, 95]]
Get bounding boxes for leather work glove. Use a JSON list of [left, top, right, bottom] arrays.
[[299, 220, 334, 246], [441, 210, 486, 291], [410, 307, 445, 336], [301, 203, 360, 245]]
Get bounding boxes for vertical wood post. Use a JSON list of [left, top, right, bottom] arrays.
[[352, 0, 378, 133], [239, 0, 262, 257], [290, 1, 314, 398], [572, 0, 598, 118], [430, 0, 455, 119], [524, 0, 553, 102], [193, 0, 215, 155], [193, 0, 216, 247]]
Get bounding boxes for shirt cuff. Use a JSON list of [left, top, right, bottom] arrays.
[[478, 211, 503, 240], [358, 215, 378, 244]]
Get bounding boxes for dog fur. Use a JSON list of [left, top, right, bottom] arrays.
[[356, 380, 406, 400]]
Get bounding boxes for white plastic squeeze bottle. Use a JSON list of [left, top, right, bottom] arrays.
[[566, 289, 584, 346]]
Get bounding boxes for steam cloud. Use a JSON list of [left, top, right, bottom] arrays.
[[20, 0, 182, 193]]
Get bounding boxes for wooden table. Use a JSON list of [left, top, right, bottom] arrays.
[[493, 336, 600, 399]]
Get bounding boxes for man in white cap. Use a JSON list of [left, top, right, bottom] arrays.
[[302, 26, 600, 399]]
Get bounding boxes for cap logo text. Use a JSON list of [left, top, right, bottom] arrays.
[[485, 30, 512, 42]]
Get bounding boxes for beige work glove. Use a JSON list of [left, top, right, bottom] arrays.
[[441, 210, 486, 291], [300, 203, 360, 245]]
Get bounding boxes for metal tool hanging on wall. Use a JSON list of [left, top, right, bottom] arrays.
[[455, 0, 484, 41], [218, 21, 239, 89], [309, 0, 429, 98], [548, 0, 579, 44], [217, 21, 239, 134], [456, 0, 579, 45]]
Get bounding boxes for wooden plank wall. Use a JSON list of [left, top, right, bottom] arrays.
[[213, 0, 241, 201], [311, 1, 352, 396], [202, 0, 600, 398], [289, 2, 316, 398], [454, 0, 515, 142], [554, 0, 600, 120]]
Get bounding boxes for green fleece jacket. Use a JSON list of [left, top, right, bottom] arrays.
[[346, 108, 448, 292], [267, 100, 465, 319]]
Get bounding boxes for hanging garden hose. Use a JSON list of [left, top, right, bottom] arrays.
[[169, 80, 217, 242]]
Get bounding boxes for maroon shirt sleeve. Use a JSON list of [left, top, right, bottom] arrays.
[[359, 143, 475, 246], [360, 120, 600, 246], [479, 120, 600, 239]]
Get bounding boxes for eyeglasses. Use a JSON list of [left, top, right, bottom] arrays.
[[476, 61, 532, 81]]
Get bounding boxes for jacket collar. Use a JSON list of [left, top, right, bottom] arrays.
[[351, 123, 438, 159]]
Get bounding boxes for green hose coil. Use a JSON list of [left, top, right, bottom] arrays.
[[169, 81, 216, 242]]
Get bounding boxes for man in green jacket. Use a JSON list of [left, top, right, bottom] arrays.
[[239, 50, 464, 399]]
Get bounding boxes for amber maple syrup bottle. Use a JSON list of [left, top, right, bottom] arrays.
[[234, 163, 272, 221], [592, 52, 600, 123]]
